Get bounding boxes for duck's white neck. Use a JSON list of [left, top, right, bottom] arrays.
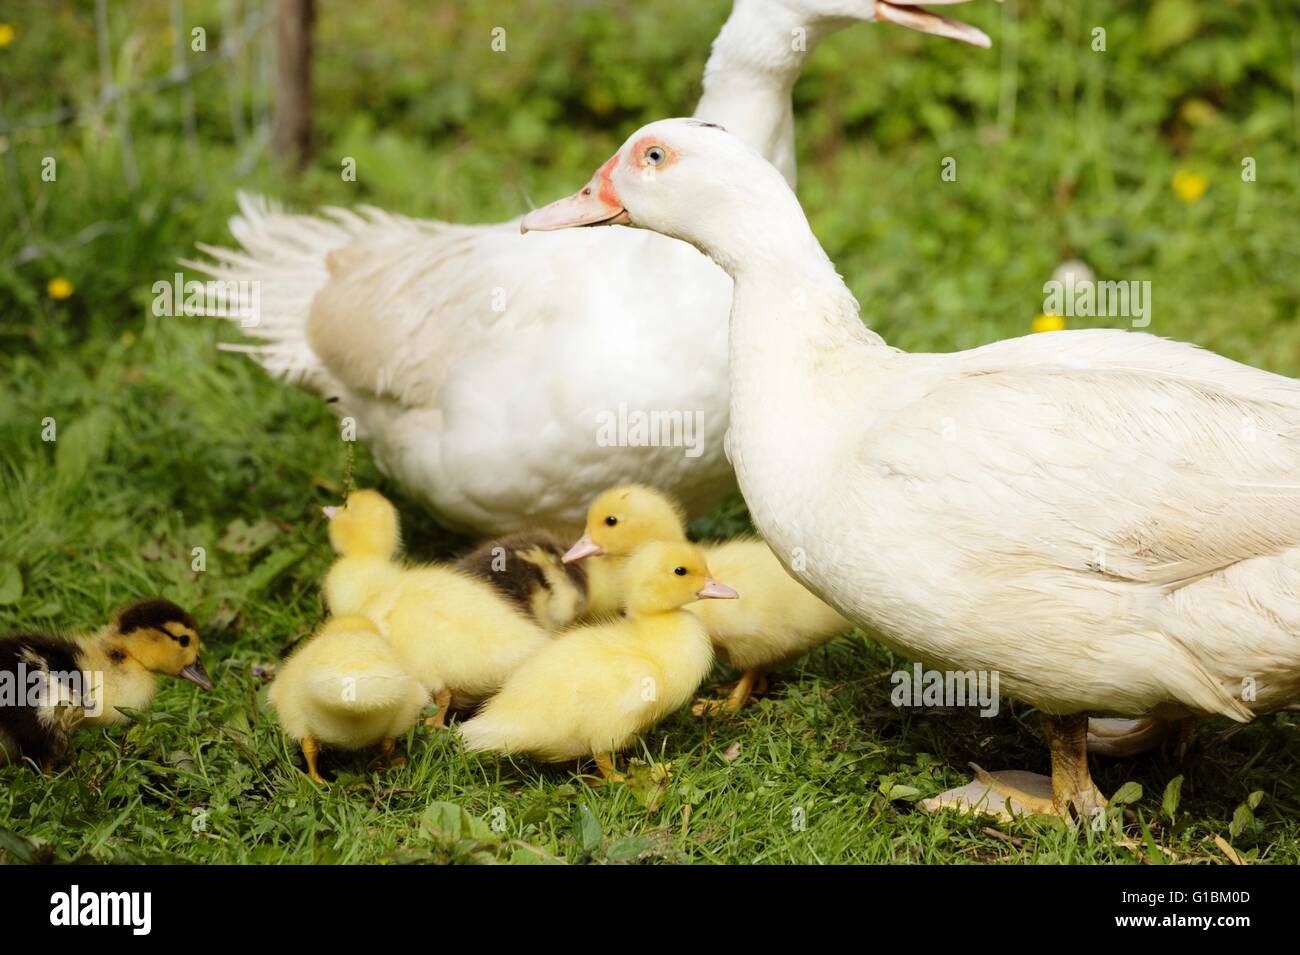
[[686, 165, 861, 319], [694, 1, 846, 189], [692, 179, 889, 527], [726, 249, 882, 419]]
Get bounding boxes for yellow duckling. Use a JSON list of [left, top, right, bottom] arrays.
[[268, 613, 427, 785], [458, 541, 735, 778], [563, 484, 686, 619], [322, 490, 552, 726], [565, 485, 851, 712]]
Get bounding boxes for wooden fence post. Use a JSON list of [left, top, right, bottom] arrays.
[[273, 0, 315, 171]]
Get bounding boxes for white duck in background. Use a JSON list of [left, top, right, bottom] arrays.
[[521, 118, 1300, 819], [190, 0, 990, 536]]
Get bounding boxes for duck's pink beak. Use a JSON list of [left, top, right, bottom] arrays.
[[322, 506, 339, 520], [697, 578, 739, 600], [872, 1, 993, 49], [521, 155, 630, 234], [563, 532, 604, 563]]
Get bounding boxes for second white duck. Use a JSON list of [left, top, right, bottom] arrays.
[[521, 117, 1300, 820]]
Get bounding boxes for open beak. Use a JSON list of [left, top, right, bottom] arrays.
[[521, 164, 630, 234], [563, 532, 605, 563], [180, 658, 214, 691], [697, 578, 740, 600], [872, 0, 993, 49]]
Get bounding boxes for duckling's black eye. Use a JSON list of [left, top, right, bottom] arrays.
[[645, 146, 667, 166], [179, 635, 190, 648], [605, 516, 618, 527], [673, 566, 687, 576]]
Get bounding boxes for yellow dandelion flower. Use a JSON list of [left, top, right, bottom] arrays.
[[1172, 170, 1208, 204], [1032, 313, 1066, 334], [0, 24, 15, 48], [47, 277, 74, 300]]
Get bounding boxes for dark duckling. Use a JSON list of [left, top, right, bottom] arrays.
[[454, 531, 589, 631], [0, 599, 212, 770]]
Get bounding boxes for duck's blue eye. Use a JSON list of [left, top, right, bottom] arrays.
[[646, 146, 666, 166]]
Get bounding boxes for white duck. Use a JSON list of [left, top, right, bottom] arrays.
[[190, 0, 990, 536], [520, 118, 1300, 818]]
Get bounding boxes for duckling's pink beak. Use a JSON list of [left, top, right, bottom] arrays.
[[697, 578, 739, 600], [322, 506, 339, 520], [521, 155, 630, 234], [563, 532, 604, 563]]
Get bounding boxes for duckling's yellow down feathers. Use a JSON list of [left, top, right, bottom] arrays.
[[268, 614, 427, 750], [458, 541, 722, 761], [322, 489, 553, 708]]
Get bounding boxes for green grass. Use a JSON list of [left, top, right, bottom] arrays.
[[2, 0, 1300, 863]]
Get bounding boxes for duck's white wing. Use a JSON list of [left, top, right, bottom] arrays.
[[867, 329, 1300, 589], [192, 195, 665, 407], [304, 216, 674, 408]]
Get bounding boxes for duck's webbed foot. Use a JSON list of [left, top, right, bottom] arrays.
[[923, 714, 1106, 822], [1087, 717, 1171, 757]]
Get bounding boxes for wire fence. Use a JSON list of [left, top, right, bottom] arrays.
[[0, 0, 277, 265]]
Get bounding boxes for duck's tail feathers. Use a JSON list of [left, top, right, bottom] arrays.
[[182, 191, 407, 397], [305, 665, 418, 716]]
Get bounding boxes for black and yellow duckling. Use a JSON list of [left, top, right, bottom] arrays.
[[0, 598, 213, 770], [453, 531, 590, 630]]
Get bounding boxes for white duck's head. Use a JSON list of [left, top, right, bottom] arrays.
[[521, 118, 812, 276], [699, 1, 990, 188], [735, 0, 991, 47]]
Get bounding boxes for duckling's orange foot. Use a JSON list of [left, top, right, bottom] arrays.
[[368, 740, 407, 772], [586, 752, 626, 785], [301, 738, 329, 786], [692, 668, 765, 716], [424, 688, 454, 729], [691, 697, 730, 717], [581, 773, 624, 788]]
